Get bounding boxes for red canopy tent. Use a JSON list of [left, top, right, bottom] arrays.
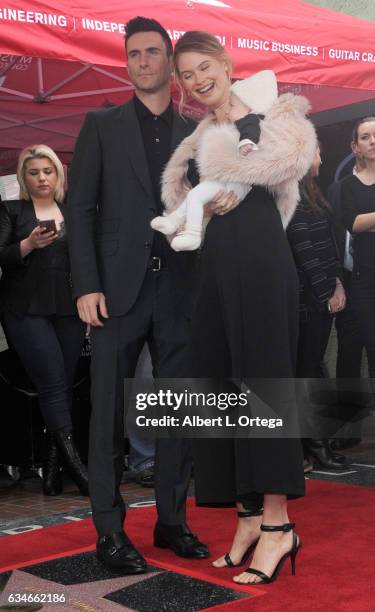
[[1, 0, 375, 172]]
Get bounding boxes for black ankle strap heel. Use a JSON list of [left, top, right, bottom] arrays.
[[220, 507, 263, 568], [260, 522, 295, 532], [238, 508, 263, 519], [241, 522, 300, 584]]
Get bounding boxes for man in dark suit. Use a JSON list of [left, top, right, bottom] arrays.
[[67, 17, 218, 574]]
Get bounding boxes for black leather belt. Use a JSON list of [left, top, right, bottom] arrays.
[[148, 256, 167, 271]]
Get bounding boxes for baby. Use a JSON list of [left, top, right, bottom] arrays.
[[151, 70, 278, 251]]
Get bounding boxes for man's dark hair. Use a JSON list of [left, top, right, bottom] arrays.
[[125, 16, 173, 57]]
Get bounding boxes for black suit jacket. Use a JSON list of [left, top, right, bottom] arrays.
[[0, 199, 40, 313], [67, 99, 197, 317]]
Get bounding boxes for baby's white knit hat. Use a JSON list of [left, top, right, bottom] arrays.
[[230, 70, 278, 115]]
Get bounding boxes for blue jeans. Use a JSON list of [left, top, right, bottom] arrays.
[[127, 437, 155, 473], [2, 313, 85, 432]]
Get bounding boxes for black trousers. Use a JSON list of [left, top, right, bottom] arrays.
[[89, 270, 192, 536], [335, 276, 363, 380], [296, 310, 333, 442], [2, 313, 85, 432], [351, 267, 375, 380], [296, 310, 333, 379], [335, 272, 365, 425]]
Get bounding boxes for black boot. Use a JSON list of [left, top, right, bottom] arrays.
[[54, 431, 89, 496], [43, 433, 63, 496], [304, 439, 348, 470], [0, 465, 20, 490]]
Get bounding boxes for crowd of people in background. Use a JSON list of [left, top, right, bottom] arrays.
[[0, 15, 374, 588]]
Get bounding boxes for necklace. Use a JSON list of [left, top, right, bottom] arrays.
[[213, 97, 230, 123]]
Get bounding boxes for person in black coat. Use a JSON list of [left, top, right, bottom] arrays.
[[341, 116, 375, 388], [0, 145, 87, 496], [287, 146, 348, 469], [329, 172, 363, 384], [328, 158, 365, 450], [67, 18, 236, 574]]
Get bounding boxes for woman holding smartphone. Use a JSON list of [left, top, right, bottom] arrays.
[[0, 145, 88, 496]]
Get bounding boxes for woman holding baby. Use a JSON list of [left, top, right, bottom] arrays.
[[155, 31, 316, 585]]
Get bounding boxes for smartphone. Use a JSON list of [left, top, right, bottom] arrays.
[[38, 219, 57, 234]]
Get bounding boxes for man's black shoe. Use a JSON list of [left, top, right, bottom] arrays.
[[122, 466, 154, 488], [331, 437, 361, 451], [154, 523, 209, 559], [96, 531, 147, 573], [135, 467, 154, 488], [306, 439, 349, 470]]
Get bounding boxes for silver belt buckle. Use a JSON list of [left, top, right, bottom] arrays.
[[151, 256, 161, 271]]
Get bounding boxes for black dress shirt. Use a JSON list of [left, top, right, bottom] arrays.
[[0, 200, 75, 315], [134, 95, 173, 260], [28, 223, 74, 316]]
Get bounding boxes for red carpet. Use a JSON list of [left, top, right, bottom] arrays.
[[2, 480, 375, 611]]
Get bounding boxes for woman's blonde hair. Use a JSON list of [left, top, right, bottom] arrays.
[[173, 31, 233, 112], [17, 144, 65, 203]]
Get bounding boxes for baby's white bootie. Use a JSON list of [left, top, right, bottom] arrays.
[[150, 211, 183, 235], [171, 224, 202, 252]]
